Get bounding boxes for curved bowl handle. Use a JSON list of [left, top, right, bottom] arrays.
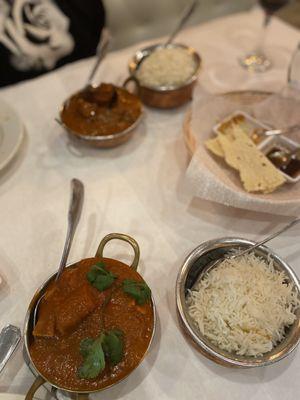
[[123, 76, 140, 95], [25, 376, 46, 400], [96, 233, 140, 270]]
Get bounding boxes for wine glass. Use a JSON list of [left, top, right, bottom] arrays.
[[288, 41, 300, 90], [239, 0, 290, 72]]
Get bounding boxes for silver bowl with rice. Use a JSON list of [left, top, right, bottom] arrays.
[[124, 43, 201, 109], [176, 237, 300, 368]]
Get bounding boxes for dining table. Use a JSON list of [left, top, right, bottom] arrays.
[[0, 7, 300, 400]]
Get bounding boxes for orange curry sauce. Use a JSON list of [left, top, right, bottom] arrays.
[[60, 84, 142, 137], [29, 257, 154, 392]]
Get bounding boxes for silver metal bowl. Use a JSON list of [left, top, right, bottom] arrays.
[[125, 43, 201, 109], [58, 89, 144, 149], [176, 237, 300, 368]]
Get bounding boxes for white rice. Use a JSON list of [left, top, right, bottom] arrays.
[[187, 252, 299, 357], [136, 47, 196, 88]]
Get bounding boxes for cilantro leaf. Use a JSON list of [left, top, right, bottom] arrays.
[[78, 330, 124, 378], [78, 335, 105, 379], [93, 274, 116, 291], [102, 329, 124, 366], [123, 279, 151, 305], [86, 262, 107, 282], [80, 338, 94, 357], [87, 262, 117, 292]]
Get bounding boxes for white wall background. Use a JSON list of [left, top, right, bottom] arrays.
[[103, 0, 256, 50]]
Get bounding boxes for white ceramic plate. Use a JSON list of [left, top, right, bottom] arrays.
[[0, 99, 24, 170]]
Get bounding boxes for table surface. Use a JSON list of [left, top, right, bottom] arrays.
[[0, 8, 300, 400]]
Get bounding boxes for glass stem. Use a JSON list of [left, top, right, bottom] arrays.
[[288, 41, 300, 85], [254, 12, 272, 56]]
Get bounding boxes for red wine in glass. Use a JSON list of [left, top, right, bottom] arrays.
[[259, 0, 289, 14]]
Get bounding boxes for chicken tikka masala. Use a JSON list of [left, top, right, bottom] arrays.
[[30, 257, 154, 391]]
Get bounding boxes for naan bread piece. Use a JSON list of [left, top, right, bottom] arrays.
[[219, 115, 248, 136], [205, 115, 254, 159], [205, 138, 224, 158], [217, 124, 286, 193]]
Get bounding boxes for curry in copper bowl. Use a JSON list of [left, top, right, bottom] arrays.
[[24, 233, 155, 398], [60, 83, 143, 148]]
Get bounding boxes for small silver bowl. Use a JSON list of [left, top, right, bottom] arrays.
[[58, 88, 143, 149], [176, 237, 300, 368], [125, 43, 201, 109]]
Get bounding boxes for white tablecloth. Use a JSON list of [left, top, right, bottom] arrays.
[[1, 8, 300, 400]]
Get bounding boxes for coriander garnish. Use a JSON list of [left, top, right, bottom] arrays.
[[122, 279, 151, 305], [78, 335, 105, 379], [87, 262, 116, 291], [78, 329, 124, 379], [102, 329, 124, 366]]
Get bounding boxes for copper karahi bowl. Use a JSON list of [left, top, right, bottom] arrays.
[[125, 43, 201, 109], [24, 233, 156, 399]]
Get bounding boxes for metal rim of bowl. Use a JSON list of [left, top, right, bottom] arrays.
[[176, 237, 300, 368], [58, 92, 144, 144], [129, 43, 202, 92], [23, 259, 156, 395]]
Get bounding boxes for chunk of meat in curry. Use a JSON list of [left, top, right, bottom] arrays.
[[33, 266, 105, 337]]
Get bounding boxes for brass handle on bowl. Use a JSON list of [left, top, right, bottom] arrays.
[[96, 233, 140, 270], [25, 376, 46, 400], [123, 76, 140, 95]]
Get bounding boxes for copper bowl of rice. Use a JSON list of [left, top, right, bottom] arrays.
[[176, 237, 300, 368], [124, 43, 201, 109]]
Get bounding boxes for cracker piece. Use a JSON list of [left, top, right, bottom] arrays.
[[205, 138, 224, 158], [217, 124, 285, 193]]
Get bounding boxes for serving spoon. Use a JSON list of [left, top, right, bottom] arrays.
[[55, 30, 111, 127], [86, 28, 111, 88], [164, 0, 199, 46], [227, 217, 300, 261], [192, 217, 300, 288], [264, 124, 300, 137], [33, 178, 84, 326]]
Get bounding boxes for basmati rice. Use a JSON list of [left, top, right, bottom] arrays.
[[137, 47, 196, 88], [187, 252, 299, 357]]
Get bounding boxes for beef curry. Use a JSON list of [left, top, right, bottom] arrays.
[[30, 257, 154, 392], [60, 83, 142, 137]]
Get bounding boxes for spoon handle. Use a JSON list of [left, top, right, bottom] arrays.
[[265, 124, 300, 136], [55, 179, 84, 281], [165, 0, 199, 46], [233, 217, 300, 259], [87, 28, 111, 87], [0, 325, 21, 374]]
